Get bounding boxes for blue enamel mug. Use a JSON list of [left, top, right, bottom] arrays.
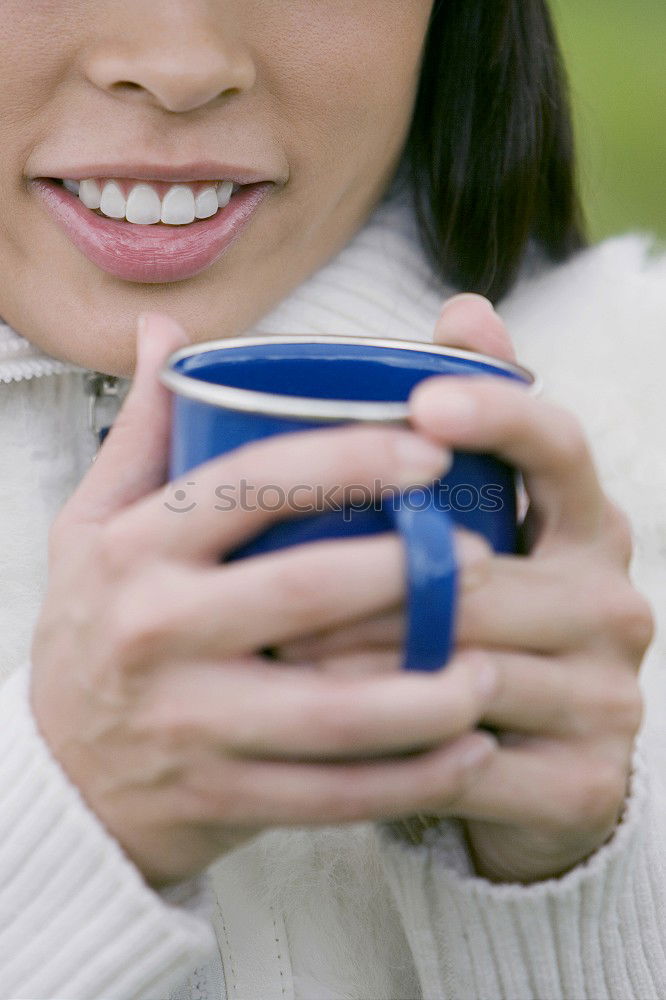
[[160, 336, 536, 672]]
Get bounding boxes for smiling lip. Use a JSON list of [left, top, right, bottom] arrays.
[[30, 178, 273, 283], [32, 160, 272, 185]]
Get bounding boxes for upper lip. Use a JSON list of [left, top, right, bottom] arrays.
[[30, 160, 277, 186]]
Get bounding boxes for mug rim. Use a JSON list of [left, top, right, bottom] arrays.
[[160, 334, 540, 423]]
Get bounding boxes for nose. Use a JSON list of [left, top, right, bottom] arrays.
[[83, 4, 256, 114]]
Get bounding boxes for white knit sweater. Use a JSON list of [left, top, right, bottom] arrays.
[[1, 194, 665, 1000]]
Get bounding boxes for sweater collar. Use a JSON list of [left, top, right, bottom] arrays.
[[0, 320, 83, 385]]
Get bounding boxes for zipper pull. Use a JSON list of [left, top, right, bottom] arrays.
[[84, 372, 121, 447]]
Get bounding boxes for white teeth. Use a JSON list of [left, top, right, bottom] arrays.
[[126, 183, 162, 225], [194, 185, 219, 219], [99, 181, 127, 219], [79, 179, 101, 209], [77, 178, 238, 224], [161, 185, 196, 225], [217, 180, 233, 209]]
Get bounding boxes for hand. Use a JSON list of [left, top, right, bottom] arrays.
[[277, 293, 653, 884], [30, 312, 501, 887]]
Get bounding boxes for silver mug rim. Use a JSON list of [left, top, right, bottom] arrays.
[[160, 333, 541, 423]]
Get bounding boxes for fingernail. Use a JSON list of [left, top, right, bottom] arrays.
[[460, 734, 496, 769], [440, 293, 496, 318], [394, 433, 451, 486]]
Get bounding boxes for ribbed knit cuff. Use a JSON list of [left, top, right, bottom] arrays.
[[376, 748, 666, 999], [0, 666, 218, 1000]]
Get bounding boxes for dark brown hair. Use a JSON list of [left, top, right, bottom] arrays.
[[404, 0, 587, 303]]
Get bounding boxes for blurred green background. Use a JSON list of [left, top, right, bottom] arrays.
[[551, 0, 666, 243]]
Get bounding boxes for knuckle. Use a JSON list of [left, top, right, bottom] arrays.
[[457, 532, 494, 593], [223, 709, 264, 753], [451, 650, 498, 715], [417, 744, 493, 814], [585, 677, 644, 738], [270, 556, 317, 608], [306, 691, 361, 752], [549, 409, 590, 471], [108, 583, 172, 669], [269, 551, 338, 625], [96, 521, 142, 580], [184, 765, 248, 824], [603, 503, 634, 565], [621, 593, 655, 657], [609, 681, 644, 736], [133, 708, 251, 824], [436, 763, 478, 810], [598, 583, 655, 656], [457, 528, 494, 562], [564, 762, 627, 831]]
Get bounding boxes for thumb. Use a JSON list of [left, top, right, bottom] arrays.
[[434, 293, 516, 363], [66, 312, 190, 525]]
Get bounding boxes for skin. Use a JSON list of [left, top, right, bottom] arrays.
[[1, 0, 433, 374], [0, 1, 652, 887]]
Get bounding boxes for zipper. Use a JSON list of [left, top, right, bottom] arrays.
[[84, 371, 121, 443], [0, 322, 125, 450]]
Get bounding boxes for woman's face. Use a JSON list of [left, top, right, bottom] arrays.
[[0, 1, 433, 375]]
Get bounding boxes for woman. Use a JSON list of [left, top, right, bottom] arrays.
[[1, 1, 664, 998]]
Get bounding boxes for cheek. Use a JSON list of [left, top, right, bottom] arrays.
[[0, 4, 70, 100], [0, 9, 75, 170], [255, 2, 432, 175]]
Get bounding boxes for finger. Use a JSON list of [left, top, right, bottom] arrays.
[[152, 652, 498, 760], [449, 742, 627, 834], [121, 425, 449, 562], [63, 313, 190, 526], [455, 537, 651, 654], [276, 610, 404, 663], [434, 294, 517, 362], [410, 376, 605, 545], [131, 534, 406, 657], [478, 651, 643, 738], [131, 530, 492, 661], [210, 732, 497, 826], [273, 542, 640, 659], [454, 550, 597, 652], [267, 530, 480, 663], [307, 650, 402, 676]]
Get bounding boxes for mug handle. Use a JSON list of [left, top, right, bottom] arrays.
[[385, 490, 458, 672]]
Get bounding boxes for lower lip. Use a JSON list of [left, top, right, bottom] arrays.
[[30, 179, 272, 283]]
